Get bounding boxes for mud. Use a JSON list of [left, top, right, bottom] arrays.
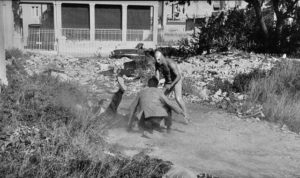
[[107, 97, 300, 178]]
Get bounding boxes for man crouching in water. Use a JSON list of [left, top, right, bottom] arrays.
[[127, 76, 184, 138]]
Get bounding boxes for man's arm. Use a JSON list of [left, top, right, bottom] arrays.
[[160, 93, 184, 116], [127, 94, 140, 130], [168, 62, 181, 89], [155, 67, 160, 80]]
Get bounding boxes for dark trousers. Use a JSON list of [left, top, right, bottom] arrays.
[[139, 113, 172, 133], [101, 89, 124, 120]]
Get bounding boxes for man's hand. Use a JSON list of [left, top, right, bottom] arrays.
[[164, 84, 174, 93]]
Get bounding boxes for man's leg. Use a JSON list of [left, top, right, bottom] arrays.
[[174, 78, 190, 123], [164, 115, 172, 133], [139, 114, 155, 138], [104, 76, 127, 115]]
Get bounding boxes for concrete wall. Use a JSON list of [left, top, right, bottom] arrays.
[[161, 0, 248, 33], [2, 0, 14, 49], [21, 3, 48, 45], [0, 1, 8, 86]]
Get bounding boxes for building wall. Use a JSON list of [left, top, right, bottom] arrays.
[[0, 1, 8, 86], [161, 0, 248, 33], [21, 3, 48, 44], [1, 0, 14, 49]]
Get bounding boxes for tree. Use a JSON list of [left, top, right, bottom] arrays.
[[0, 1, 8, 89], [245, 0, 269, 41], [271, 0, 299, 47]]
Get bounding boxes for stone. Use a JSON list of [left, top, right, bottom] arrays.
[[163, 166, 196, 178], [51, 72, 70, 82]]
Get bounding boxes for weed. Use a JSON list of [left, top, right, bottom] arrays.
[[5, 48, 23, 60], [247, 61, 300, 132]]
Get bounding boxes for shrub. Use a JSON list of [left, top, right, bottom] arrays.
[[232, 69, 268, 93], [179, 8, 258, 56], [5, 48, 23, 60], [180, 7, 300, 56], [247, 61, 300, 132], [206, 77, 233, 94]]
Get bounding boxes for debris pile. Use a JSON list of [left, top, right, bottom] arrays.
[[23, 54, 143, 96], [178, 51, 280, 119], [179, 51, 276, 102]]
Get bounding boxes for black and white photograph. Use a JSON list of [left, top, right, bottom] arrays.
[[0, 0, 300, 177]]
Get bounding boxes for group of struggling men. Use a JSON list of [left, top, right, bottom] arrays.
[[99, 50, 190, 138]]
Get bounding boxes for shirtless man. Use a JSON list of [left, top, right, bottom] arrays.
[[154, 50, 190, 124]]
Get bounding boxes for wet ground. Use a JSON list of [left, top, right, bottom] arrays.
[[105, 95, 300, 178]]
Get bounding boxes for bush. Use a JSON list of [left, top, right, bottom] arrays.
[[5, 48, 23, 60], [179, 8, 258, 56], [180, 7, 300, 56], [232, 69, 268, 93], [247, 61, 300, 132]]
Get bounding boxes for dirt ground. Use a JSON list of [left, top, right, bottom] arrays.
[[105, 95, 300, 178]]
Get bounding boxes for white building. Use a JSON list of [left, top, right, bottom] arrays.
[[19, 0, 248, 56]]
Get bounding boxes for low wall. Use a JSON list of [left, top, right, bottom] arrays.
[[58, 40, 156, 57]]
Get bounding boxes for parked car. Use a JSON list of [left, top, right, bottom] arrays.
[[110, 43, 154, 60], [110, 43, 155, 77]]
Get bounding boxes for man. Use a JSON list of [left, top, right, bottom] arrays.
[[154, 50, 190, 124], [86, 75, 127, 131], [127, 76, 184, 138]]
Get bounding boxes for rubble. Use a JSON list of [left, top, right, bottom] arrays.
[[23, 53, 143, 98], [179, 51, 278, 119], [23, 50, 279, 120], [180, 51, 275, 95]]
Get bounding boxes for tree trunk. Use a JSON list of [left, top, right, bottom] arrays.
[[0, 1, 8, 89], [275, 18, 284, 49], [253, 0, 269, 40]]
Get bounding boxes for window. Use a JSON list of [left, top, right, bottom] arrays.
[[31, 6, 39, 17], [61, 4, 90, 28], [127, 6, 151, 30], [95, 5, 122, 29], [213, 1, 221, 11]]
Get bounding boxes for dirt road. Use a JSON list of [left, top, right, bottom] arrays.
[[106, 96, 300, 178]]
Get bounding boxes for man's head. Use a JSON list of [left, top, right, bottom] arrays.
[[154, 50, 164, 64], [148, 76, 159, 88]]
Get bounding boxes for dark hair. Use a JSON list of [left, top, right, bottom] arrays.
[[148, 76, 159, 87]]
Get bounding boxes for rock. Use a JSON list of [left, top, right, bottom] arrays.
[[163, 166, 197, 178], [199, 87, 210, 100], [68, 57, 78, 63], [237, 94, 246, 100], [98, 63, 111, 71], [51, 72, 70, 82]]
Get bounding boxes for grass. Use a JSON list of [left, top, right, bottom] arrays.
[[0, 56, 172, 177], [5, 48, 24, 60], [247, 60, 300, 132]]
